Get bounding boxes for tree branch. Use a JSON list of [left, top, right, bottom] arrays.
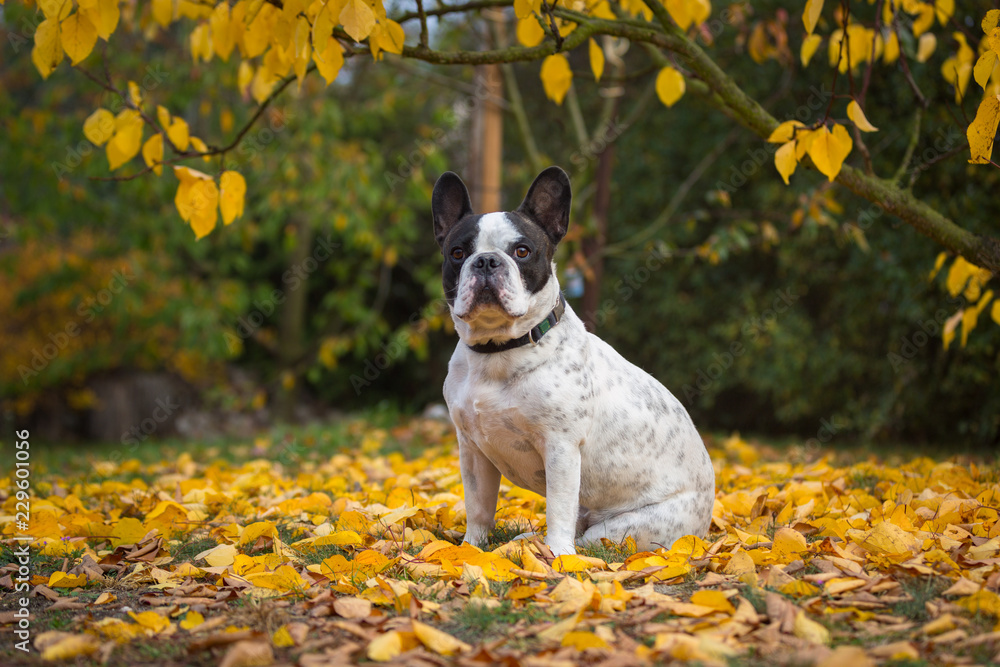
[[892, 106, 922, 186], [499, 63, 544, 174], [81, 52, 313, 182], [394, 0, 512, 24], [603, 129, 737, 256], [565, 85, 590, 148], [395, 21, 600, 64], [634, 0, 999, 272], [76, 0, 1000, 272]]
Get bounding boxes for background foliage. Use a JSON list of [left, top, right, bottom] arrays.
[[2, 0, 998, 445]]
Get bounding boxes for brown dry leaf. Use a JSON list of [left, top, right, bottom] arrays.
[[942, 578, 981, 596], [33, 584, 62, 601], [48, 598, 89, 611], [36, 631, 100, 661], [218, 640, 275, 667], [765, 591, 797, 633], [868, 641, 920, 659], [817, 645, 875, 667], [333, 596, 372, 619], [189, 630, 266, 652]]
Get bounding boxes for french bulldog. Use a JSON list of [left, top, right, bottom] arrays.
[[433, 166, 715, 557]]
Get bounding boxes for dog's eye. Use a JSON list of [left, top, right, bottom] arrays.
[[451, 248, 465, 261], [515, 245, 530, 259]]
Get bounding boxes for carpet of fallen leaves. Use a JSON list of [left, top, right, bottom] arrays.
[[2, 418, 1000, 666]]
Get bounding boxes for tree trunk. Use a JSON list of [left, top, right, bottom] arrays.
[[275, 220, 314, 423], [581, 142, 615, 332]]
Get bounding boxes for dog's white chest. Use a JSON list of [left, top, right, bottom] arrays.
[[448, 382, 550, 495]]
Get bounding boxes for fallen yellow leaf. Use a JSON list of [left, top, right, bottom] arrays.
[[412, 620, 471, 655], [561, 630, 609, 650], [793, 610, 831, 645]]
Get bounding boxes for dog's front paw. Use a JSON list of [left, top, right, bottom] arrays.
[[547, 541, 577, 557], [463, 523, 492, 549]]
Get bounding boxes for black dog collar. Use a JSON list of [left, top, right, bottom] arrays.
[[467, 293, 567, 354]]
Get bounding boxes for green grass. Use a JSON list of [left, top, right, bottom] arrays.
[[892, 576, 950, 622], [741, 585, 768, 615], [848, 471, 883, 493], [133, 642, 189, 661], [711, 429, 996, 464], [277, 523, 305, 545], [444, 599, 554, 645], [578, 539, 636, 563], [483, 521, 536, 550], [168, 536, 218, 563], [15, 407, 432, 479], [0, 543, 87, 572]]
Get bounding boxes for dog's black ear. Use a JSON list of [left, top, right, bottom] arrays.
[[516, 166, 572, 244], [432, 172, 474, 248]]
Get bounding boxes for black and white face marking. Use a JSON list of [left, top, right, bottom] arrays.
[[432, 168, 572, 343], [443, 212, 555, 321]]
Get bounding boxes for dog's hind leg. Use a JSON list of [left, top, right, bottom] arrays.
[[575, 507, 590, 538], [579, 491, 713, 552]]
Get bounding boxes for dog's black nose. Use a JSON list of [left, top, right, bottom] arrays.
[[472, 253, 502, 272]]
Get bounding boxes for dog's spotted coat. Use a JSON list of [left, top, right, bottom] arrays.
[[433, 167, 715, 557]]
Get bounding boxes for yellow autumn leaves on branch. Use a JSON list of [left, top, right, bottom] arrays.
[[795, 0, 951, 71], [81, 97, 249, 238], [537, 0, 702, 107], [930, 253, 999, 349], [175, 167, 248, 239], [771, 3, 1000, 182], [968, 10, 1000, 165], [767, 104, 874, 185], [39, 0, 400, 238], [30, 0, 119, 79], [27, 0, 1000, 241]]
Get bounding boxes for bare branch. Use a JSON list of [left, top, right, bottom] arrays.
[[394, 0, 512, 24], [892, 107, 923, 185], [87, 65, 315, 181], [894, 25, 928, 108], [415, 0, 430, 47]]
